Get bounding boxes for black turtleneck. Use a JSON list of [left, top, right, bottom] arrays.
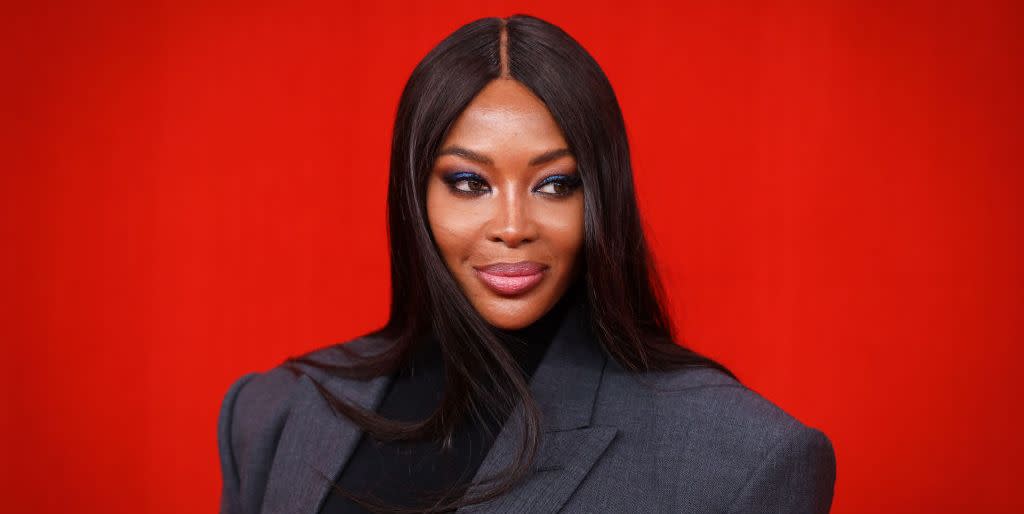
[[319, 290, 577, 514]]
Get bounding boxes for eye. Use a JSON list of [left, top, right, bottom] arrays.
[[534, 174, 582, 197], [442, 171, 491, 196]]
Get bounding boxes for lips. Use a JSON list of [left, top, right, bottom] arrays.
[[473, 261, 548, 296]]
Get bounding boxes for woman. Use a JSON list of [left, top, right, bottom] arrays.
[[217, 14, 836, 514]]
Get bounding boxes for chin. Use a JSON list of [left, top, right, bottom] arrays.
[[474, 295, 550, 330], [483, 315, 535, 331]]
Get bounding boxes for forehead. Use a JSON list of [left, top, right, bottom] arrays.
[[441, 79, 569, 155]]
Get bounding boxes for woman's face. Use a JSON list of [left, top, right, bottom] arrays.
[[427, 79, 584, 330]]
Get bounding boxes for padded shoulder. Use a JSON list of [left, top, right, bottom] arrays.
[[640, 366, 835, 512], [216, 362, 308, 513], [641, 366, 812, 435], [651, 368, 825, 456], [216, 333, 393, 513]]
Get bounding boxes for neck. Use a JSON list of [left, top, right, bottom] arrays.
[[407, 282, 585, 378], [494, 281, 583, 371]]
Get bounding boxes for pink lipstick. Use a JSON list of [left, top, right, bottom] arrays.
[[473, 261, 548, 296]]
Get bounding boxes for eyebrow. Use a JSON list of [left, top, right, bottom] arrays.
[[436, 146, 573, 167]]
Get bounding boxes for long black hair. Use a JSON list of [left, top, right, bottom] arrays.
[[288, 13, 736, 513]]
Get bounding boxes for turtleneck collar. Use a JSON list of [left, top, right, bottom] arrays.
[[402, 281, 587, 382], [494, 280, 585, 378]]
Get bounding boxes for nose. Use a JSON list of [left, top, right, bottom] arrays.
[[485, 189, 539, 248]]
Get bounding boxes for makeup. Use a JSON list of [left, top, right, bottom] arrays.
[[473, 261, 548, 296]]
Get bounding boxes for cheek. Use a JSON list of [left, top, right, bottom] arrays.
[[539, 197, 585, 266], [426, 181, 478, 264]]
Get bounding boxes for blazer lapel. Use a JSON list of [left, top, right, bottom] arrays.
[[261, 300, 615, 514], [457, 301, 617, 513]]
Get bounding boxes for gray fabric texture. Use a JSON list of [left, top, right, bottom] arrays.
[[217, 303, 836, 513]]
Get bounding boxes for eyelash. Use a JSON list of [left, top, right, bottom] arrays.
[[441, 171, 582, 198]]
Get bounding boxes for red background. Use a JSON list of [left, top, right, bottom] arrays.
[[4, 1, 1021, 512]]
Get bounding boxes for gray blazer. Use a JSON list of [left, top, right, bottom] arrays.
[[218, 305, 836, 513]]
